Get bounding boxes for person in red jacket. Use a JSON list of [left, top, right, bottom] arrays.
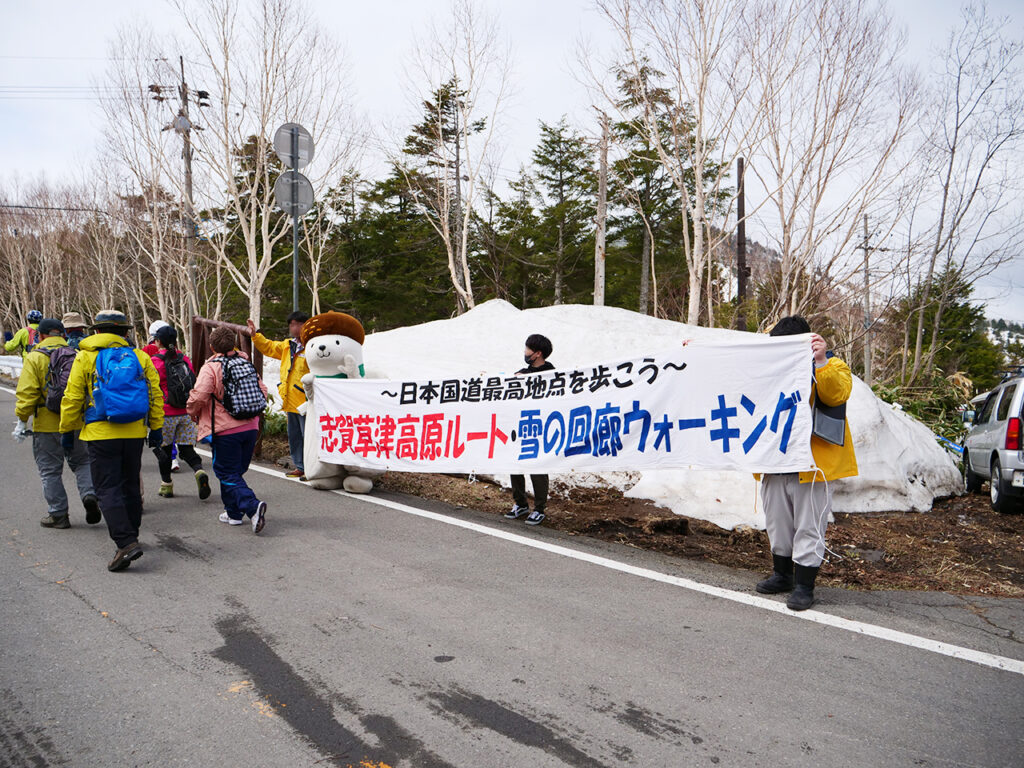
[[150, 325, 210, 500]]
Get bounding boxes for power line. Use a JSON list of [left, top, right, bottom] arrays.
[[0, 204, 110, 215]]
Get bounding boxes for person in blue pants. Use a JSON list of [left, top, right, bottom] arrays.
[[186, 326, 269, 533]]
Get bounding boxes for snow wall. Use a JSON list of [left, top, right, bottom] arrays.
[[361, 300, 963, 530]]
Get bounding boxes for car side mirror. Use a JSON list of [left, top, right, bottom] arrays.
[[962, 410, 976, 425]]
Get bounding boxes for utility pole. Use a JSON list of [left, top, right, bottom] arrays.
[[594, 111, 609, 306], [153, 59, 209, 320], [855, 214, 889, 387], [178, 56, 199, 317], [735, 156, 748, 330]]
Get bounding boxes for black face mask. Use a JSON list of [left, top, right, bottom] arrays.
[[524, 353, 536, 365]]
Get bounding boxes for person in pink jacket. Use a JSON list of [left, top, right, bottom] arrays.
[[186, 326, 269, 533]]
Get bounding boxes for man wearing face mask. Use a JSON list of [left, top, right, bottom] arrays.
[[505, 334, 555, 526]]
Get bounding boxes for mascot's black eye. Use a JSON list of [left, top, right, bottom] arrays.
[[335, 340, 340, 345]]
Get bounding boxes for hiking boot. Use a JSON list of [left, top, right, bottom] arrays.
[[285, 468, 306, 480], [787, 564, 819, 611], [756, 553, 794, 594], [40, 514, 70, 529], [218, 512, 244, 526], [525, 509, 546, 526], [107, 541, 143, 572], [252, 501, 267, 534], [505, 504, 530, 519], [171, 458, 181, 473], [82, 493, 102, 525], [158, 482, 174, 498], [195, 470, 211, 501]]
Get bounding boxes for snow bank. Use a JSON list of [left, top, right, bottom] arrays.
[[360, 299, 962, 529], [0, 355, 23, 379]]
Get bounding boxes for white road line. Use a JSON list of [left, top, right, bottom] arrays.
[[4, 388, 1018, 674], [214, 451, 1024, 677]]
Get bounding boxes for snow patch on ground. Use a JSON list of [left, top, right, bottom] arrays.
[[360, 299, 962, 529]]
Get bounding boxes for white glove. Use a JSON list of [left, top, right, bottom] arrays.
[[338, 354, 362, 379], [12, 420, 28, 443]]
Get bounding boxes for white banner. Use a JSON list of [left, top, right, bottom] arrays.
[[314, 336, 815, 474]]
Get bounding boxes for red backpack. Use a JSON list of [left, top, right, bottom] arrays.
[[23, 326, 40, 355]]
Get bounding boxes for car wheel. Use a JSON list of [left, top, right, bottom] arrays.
[[990, 458, 1023, 513], [963, 451, 983, 494]]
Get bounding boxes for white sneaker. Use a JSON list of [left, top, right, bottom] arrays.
[[252, 501, 267, 534], [218, 512, 244, 526], [171, 458, 181, 473]]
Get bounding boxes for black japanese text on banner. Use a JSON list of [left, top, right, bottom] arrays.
[[313, 336, 815, 474]]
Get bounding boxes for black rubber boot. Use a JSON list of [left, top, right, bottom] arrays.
[[756, 553, 793, 594], [787, 564, 819, 611]]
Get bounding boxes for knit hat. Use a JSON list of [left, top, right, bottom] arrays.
[[61, 312, 87, 329], [37, 318, 65, 336], [91, 310, 132, 330], [299, 311, 365, 347]]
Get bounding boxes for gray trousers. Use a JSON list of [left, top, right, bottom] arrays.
[[32, 431, 93, 517], [761, 473, 831, 568]]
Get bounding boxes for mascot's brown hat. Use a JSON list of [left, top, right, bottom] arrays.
[[300, 311, 365, 347]]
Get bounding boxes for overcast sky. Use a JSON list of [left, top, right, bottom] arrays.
[[1, 0, 1022, 321]]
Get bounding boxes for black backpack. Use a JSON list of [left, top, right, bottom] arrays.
[[40, 346, 77, 413], [217, 354, 267, 420], [160, 350, 196, 409]]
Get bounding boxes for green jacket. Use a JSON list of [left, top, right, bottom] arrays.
[[5, 324, 39, 358], [14, 336, 70, 432]]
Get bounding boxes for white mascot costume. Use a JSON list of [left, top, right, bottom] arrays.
[[296, 311, 384, 493]]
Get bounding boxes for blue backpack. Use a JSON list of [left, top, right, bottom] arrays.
[[86, 347, 151, 424]]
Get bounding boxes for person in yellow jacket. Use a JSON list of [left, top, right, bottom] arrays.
[[245, 311, 309, 479], [755, 316, 858, 611], [5, 309, 43, 358], [59, 310, 164, 572], [13, 318, 99, 529]]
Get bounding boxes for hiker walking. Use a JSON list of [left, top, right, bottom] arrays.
[[5, 310, 43, 358], [754, 316, 858, 611], [149, 325, 210, 501], [244, 312, 309, 479], [61, 312, 89, 350], [13, 318, 100, 529], [59, 310, 164, 572], [187, 326, 269, 534], [505, 334, 555, 526]]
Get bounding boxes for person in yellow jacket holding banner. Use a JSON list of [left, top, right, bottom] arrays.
[[13, 318, 99, 529], [755, 316, 858, 611], [245, 311, 309, 479], [59, 310, 164, 572]]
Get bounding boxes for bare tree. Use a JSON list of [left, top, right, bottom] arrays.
[[400, 0, 512, 314], [98, 27, 190, 328], [748, 0, 918, 328], [165, 0, 355, 325], [905, 3, 1024, 384], [593, 0, 767, 326]]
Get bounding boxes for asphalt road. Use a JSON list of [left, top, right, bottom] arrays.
[[1, 385, 1023, 768]]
